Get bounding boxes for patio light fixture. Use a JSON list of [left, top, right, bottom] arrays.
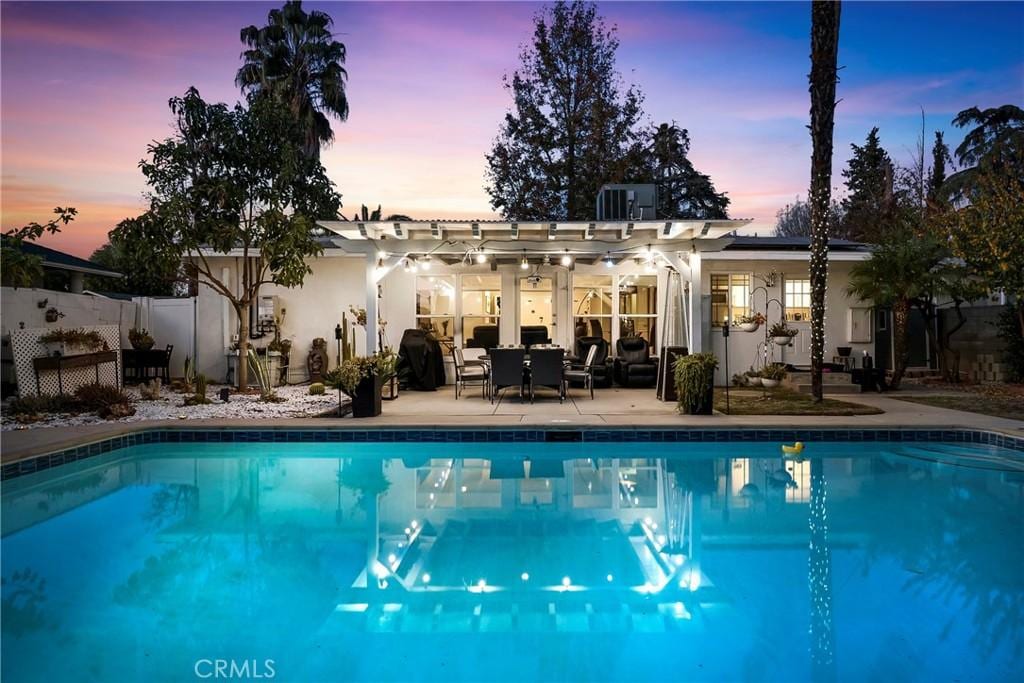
[[475, 249, 488, 264], [419, 255, 432, 270], [520, 250, 529, 270], [560, 249, 573, 266], [604, 252, 614, 268]]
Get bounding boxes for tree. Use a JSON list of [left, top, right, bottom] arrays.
[[939, 149, 1024, 341], [774, 196, 844, 238], [485, 0, 646, 221], [944, 104, 1024, 201], [89, 212, 183, 296], [847, 227, 945, 389], [926, 131, 952, 205], [839, 127, 895, 242], [808, 0, 841, 402], [126, 88, 341, 390], [1, 207, 77, 288], [647, 122, 730, 219], [237, 0, 349, 158]]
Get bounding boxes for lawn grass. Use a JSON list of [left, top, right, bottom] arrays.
[[713, 388, 883, 416], [892, 385, 1024, 421]]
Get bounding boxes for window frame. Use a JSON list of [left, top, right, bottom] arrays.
[[783, 276, 812, 322], [414, 274, 456, 342], [710, 272, 752, 328]]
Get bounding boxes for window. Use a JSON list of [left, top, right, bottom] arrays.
[[784, 278, 811, 322], [710, 273, 750, 327], [573, 275, 613, 344], [618, 274, 658, 350], [415, 275, 455, 341], [461, 274, 501, 348]]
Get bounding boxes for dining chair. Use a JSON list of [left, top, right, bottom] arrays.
[[528, 347, 565, 403], [489, 347, 526, 404], [452, 346, 489, 399], [563, 342, 598, 399]]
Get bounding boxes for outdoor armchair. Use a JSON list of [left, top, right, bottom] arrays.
[[613, 337, 659, 388]]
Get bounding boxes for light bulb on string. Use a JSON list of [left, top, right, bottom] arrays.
[[561, 250, 572, 266], [419, 255, 432, 270], [476, 249, 488, 264], [520, 251, 529, 270], [603, 252, 614, 268]]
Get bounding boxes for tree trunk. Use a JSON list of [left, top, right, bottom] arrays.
[[890, 299, 910, 390], [808, 458, 836, 683], [807, 1, 842, 403], [237, 304, 250, 391], [940, 304, 967, 383]]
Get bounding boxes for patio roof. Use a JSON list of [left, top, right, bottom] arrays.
[[317, 218, 752, 245]]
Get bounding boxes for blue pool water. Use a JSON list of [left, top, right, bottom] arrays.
[[2, 439, 1022, 682]]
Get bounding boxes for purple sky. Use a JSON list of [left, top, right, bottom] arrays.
[[2, 1, 1022, 257]]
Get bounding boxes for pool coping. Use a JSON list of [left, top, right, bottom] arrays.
[[3, 423, 1022, 481]]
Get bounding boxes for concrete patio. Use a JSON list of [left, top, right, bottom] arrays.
[[3, 385, 1022, 464]]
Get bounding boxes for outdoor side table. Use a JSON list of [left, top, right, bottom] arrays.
[[33, 350, 120, 396]]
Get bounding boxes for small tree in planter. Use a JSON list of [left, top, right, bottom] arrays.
[[768, 321, 799, 346], [324, 351, 397, 418], [674, 353, 719, 415]]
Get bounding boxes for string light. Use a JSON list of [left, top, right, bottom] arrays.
[[604, 252, 614, 268], [520, 250, 529, 270], [475, 249, 488, 264], [560, 250, 573, 266], [419, 254, 432, 270]]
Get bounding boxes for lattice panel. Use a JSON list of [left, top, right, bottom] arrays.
[[10, 325, 121, 397]]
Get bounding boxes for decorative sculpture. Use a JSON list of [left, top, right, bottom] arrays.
[[307, 337, 329, 383]]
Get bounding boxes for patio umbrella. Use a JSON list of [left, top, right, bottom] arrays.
[[663, 271, 686, 349]]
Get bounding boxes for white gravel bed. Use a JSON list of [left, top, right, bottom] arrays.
[[1, 383, 348, 431]]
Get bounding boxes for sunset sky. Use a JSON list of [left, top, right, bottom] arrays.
[[2, 1, 1022, 257]]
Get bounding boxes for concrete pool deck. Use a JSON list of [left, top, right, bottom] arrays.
[[2, 386, 1022, 464]]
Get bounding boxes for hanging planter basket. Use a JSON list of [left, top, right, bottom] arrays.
[[739, 322, 761, 333], [773, 336, 796, 346]]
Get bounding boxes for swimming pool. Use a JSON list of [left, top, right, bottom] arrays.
[[2, 434, 1022, 682]]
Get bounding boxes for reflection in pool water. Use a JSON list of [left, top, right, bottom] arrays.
[[1, 440, 1022, 682]]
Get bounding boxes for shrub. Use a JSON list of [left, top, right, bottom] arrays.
[[674, 353, 718, 415], [6, 394, 80, 417], [74, 383, 131, 410], [309, 383, 325, 395]]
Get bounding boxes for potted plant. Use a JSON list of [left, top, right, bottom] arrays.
[[39, 328, 105, 356], [734, 312, 765, 333], [745, 367, 762, 386], [768, 321, 799, 346], [760, 364, 787, 388], [129, 327, 155, 351], [674, 352, 718, 415], [324, 350, 397, 418]]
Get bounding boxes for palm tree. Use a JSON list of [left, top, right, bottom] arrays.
[[807, 1, 842, 402], [808, 458, 835, 683], [236, 1, 349, 158]]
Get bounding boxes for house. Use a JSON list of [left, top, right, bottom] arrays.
[[191, 212, 885, 388], [8, 241, 122, 293]]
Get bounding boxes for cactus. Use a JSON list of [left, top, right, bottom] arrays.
[[247, 348, 281, 402], [341, 313, 354, 362], [309, 382, 325, 395], [183, 373, 211, 406]]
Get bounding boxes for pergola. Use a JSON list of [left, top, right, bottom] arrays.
[[317, 218, 753, 353]]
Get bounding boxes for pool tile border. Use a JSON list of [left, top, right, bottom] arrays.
[[3, 426, 1021, 481]]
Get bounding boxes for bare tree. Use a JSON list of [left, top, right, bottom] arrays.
[[808, 1, 842, 402]]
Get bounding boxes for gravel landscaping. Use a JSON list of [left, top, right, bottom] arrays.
[[1, 383, 347, 431]]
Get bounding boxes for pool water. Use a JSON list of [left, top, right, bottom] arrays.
[[2, 440, 1022, 682]]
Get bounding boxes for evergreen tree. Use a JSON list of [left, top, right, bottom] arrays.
[[839, 127, 895, 243], [926, 131, 951, 204], [485, 1, 646, 221], [648, 123, 730, 219]]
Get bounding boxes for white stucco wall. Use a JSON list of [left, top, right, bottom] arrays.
[[192, 249, 872, 387], [701, 256, 873, 384]]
